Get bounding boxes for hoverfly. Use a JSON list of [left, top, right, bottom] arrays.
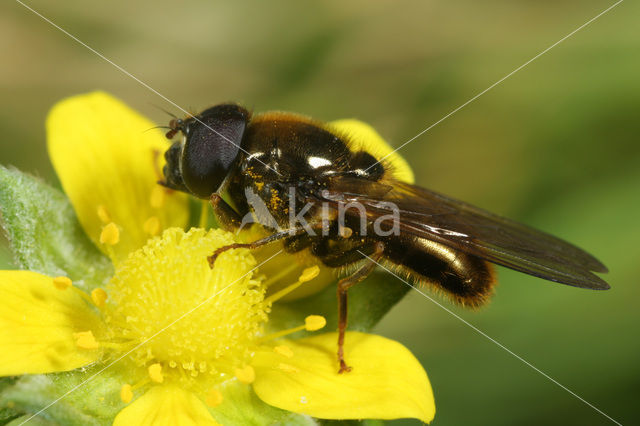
[[160, 104, 609, 373]]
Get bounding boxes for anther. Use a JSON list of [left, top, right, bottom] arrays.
[[53, 276, 72, 290], [299, 266, 320, 282], [235, 365, 255, 384], [148, 363, 164, 383], [100, 223, 120, 245], [143, 216, 161, 236], [97, 205, 111, 223], [206, 389, 223, 407], [91, 288, 108, 307], [150, 186, 165, 209], [304, 315, 326, 331], [73, 330, 99, 350], [120, 384, 133, 404]]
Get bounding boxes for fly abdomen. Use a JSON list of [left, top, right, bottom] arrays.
[[382, 234, 496, 307]]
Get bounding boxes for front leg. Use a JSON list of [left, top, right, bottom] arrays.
[[207, 223, 322, 268]]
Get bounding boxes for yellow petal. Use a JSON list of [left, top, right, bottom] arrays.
[[253, 331, 435, 423], [114, 385, 220, 426], [0, 271, 102, 375], [46, 91, 189, 262], [329, 119, 415, 184]]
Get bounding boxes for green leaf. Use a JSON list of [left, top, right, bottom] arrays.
[[5, 415, 56, 426], [0, 167, 112, 289], [268, 271, 410, 338], [0, 377, 22, 425], [212, 381, 317, 426], [0, 365, 129, 426]]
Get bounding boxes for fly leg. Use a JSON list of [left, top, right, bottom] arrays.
[[337, 241, 385, 373], [207, 222, 322, 268]]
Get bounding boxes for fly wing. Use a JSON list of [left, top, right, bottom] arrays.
[[317, 176, 609, 290]]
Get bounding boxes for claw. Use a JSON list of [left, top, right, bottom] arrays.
[[338, 360, 352, 374]]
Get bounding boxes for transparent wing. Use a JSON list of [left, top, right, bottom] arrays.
[[318, 176, 609, 290]]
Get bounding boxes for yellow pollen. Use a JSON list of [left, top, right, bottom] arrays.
[[274, 345, 294, 358], [305, 315, 326, 331], [143, 216, 161, 236], [150, 186, 166, 209], [278, 363, 299, 374], [339, 226, 353, 238], [120, 384, 133, 404], [235, 365, 255, 384], [97, 205, 111, 223], [206, 389, 223, 407], [100, 222, 120, 245], [91, 288, 108, 307], [73, 331, 99, 350], [148, 363, 164, 383], [52, 276, 72, 290]]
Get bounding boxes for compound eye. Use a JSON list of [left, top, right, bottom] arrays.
[[161, 141, 187, 192], [181, 104, 249, 198]]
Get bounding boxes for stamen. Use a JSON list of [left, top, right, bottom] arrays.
[[235, 365, 255, 384], [278, 363, 299, 373], [150, 186, 165, 209], [100, 222, 120, 245], [259, 315, 327, 341], [264, 266, 320, 304], [73, 331, 99, 350], [120, 384, 133, 404], [274, 345, 294, 358], [97, 205, 111, 223], [148, 363, 164, 383], [91, 288, 108, 307], [52, 276, 72, 290], [205, 389, 223, 407], [143, 216, 161, 236]]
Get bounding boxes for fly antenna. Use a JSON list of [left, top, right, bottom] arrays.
[[149, 103, 178, 119]]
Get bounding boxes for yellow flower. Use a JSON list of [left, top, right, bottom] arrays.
[[0, 92, 435, 424]]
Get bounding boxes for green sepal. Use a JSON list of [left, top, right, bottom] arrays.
[[212, 381, 317, 426], [0, 364, 130, 426], [268, 270, 410, 338], [0, 167, 112, 289]]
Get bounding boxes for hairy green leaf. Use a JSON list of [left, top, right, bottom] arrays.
[[0, 167, 112, 289]]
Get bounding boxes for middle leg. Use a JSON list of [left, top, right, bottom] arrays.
[[334, 241, 385, 373]]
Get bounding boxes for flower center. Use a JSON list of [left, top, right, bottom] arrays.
[[104, 227, 266, 387]]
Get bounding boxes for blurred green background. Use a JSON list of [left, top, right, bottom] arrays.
[[1, 0, 638, 425]]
